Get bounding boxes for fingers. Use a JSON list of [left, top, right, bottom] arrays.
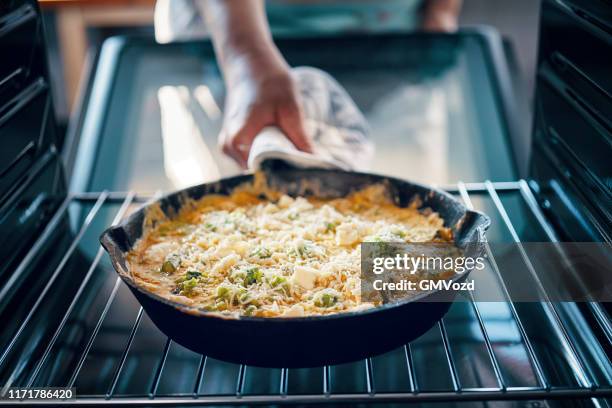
[[277, 98, 313, 153], [220, 132, 247, 168], [221, 98, 312, 168], [219, 72, 312, 167], [221, 110, 266, 168]]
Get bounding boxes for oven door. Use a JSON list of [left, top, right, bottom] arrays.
[[0, 2, 609, 405], [64, 29, 522, 195]]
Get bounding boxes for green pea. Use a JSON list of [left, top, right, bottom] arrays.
[[186, 270, 202, 279], [269, 276, 290, 296], [325, 222, 338, 232], [244, 267, 263, 286], [180, 278, 198, 294], [216, 286, 231, 299], [238, 290, 251, 304], [230, 270, 246, 285], [270, 276, 286, 287], [251, 247, 272, 259], [160, 253, 181, 273], [315, 293, 338, 307]]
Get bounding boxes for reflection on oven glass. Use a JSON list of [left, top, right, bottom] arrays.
[[158, 85, 220, 189], [83, 37, 518, 194], [369, 84, 448, 184]]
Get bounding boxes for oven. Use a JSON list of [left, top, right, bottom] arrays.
[[0, 0, 610, 406]]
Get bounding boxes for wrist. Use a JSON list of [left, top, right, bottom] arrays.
[[222, 37, 289, 86]]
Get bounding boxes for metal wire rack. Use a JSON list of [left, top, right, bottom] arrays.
[[0, 180, 610, 406]]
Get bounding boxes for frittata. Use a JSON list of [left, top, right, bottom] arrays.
[[127, 182, 453, 318]]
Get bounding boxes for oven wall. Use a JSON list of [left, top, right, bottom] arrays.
[[0, 0, 66, 282], [530, 0, 611, 243]]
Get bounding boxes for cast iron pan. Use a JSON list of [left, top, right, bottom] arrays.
[[100, 167, 490, 368]]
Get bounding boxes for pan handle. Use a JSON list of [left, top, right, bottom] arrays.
[[456, 209, 490, 247], [100, 226, 132, 279], [468, 209, 491, 232]]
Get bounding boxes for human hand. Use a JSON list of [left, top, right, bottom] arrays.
[[199, 0, 312, 167], [219, 52, 312, 168], [421, 0, 462, 32]]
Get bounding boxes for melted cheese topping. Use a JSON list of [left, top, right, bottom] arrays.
[[127, 184, 453, 318]]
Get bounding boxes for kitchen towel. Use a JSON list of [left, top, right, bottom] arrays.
[[247, 67, 375, 171]]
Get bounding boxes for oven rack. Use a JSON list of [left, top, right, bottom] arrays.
[[0, 180, 610, 406]]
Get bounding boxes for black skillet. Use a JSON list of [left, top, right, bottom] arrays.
[[100, 166, 489, 368]]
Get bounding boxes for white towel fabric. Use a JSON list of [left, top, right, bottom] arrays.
[[248, 67, 374, 171]]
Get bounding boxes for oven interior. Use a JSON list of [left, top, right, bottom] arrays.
[[0, 0, 610, 406]]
